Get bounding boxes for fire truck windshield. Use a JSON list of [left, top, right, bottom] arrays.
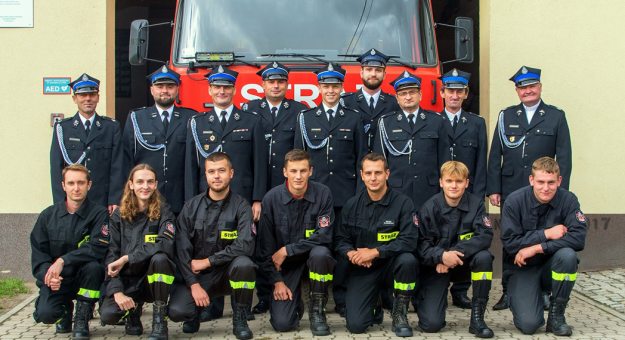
[[173, 0, 437, 66]]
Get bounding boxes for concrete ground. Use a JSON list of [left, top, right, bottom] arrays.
[[2, 274, 625, 339]]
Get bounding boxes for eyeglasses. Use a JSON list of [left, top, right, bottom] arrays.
[[397, 90, 421, 97]]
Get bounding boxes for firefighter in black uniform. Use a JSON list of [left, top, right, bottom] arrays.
[[488, 66, 572, 310], [336, 153, 418, 337], [31, 164, 109, 339], [99, 164, 176, 340], [438, 69, 488, 309], [294, 63, 367, 316], [341, 48, 400, 152], [257, 149, 336, 336], [169, 152, 257, 340], [501, 157, 586, 336], [373, 71, 450, 212], [243, 62, 308, 315], [416, 161, 494, 338], [50, 74, 124, 214], [122, 65, 197, 215]]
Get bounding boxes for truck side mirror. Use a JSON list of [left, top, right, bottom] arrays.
[[454, 17, 473, 64], [129, 19, 149, 65]]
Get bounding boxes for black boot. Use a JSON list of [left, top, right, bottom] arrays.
[[372, 299, 384, 325], [309, 293, 330, 336], [182, 307, 201, 333], [125, 303, 143, 335], [492, 293, 509, 310], [73, 300, 95, 340], [233, 303, 253, 340], [452, 293, 472, 309], [56, 302, 73, 334], [297, 299, 305, 321], [542, 292, 551, 311], [147, 301, 168, 340], [469, 298, 494, 338], [391, 295, 413, 337], [546, 297, 572, 336], [333, 303, 346, 317], [252, 300, 269, 314]]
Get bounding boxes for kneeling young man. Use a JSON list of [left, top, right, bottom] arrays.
[[169, 152, 256, 340], [501, 157, 586, 336], [258, 149, 336, 336], [336, 153, 419, 337], [31, 164, 109, 339], [417, 161, 494, 338], [99, 164, 176, 340]]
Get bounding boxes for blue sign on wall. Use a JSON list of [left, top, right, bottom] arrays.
[[43, 77, 71, 95]]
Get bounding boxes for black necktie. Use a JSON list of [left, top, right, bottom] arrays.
[[85, 120, 91, 136], [220, 110, 227, 130], [271, 107, 278, 124], [162, 111, 170, 132], [327, 109, 334, 126], [453, 115, 458, 133], [369, 97, 375, 113], [407, 113, 415, 130]]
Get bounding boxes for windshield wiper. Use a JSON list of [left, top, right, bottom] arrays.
[[337, 54, 418, 70], [259, 53, 329, 64]]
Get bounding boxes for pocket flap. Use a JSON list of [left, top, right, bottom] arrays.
[[337, 132, 353, 141], [282, 125, 295, 132], [535, 128, 554, 136], [419, 131, 439, 139], [462, 139, 477, 147], [177, 135, 186, 142], [232, 131, 252, 141]]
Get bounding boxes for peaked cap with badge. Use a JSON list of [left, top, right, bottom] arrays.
[[439, 68, 471, 89], [356, 48, 391, 68], [509, 66, 541, 87], [314, 63, 346, 84], [257, 61, 290, 80], [70, 73, 100, 94], [147, 65, 181, 85], [390, 71, 422, 91], [206, 65, 239, 86]]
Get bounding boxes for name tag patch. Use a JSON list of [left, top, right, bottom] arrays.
[[378, 231, 399, 241], [145, 234, 157, 243], [221, 231, 238, 239], [306, 229, 315, 238]]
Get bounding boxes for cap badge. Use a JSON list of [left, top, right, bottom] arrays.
[[522, 66, 528, 74], [272, 61, 278, 68], [218, 65, 224, 73], [82, 74, 88, 82], [328, 63, 334, 71], [161, 65, 167, 73], [403, 71, 409, 78], [73, 120, 79, 126], [260, 102, 266, 109], [234, 112, 240, 120], [420, 112, 426, 120], [371, 49, 376, 55], [209, 115, 215, 122], [452, 69, 459, 77]]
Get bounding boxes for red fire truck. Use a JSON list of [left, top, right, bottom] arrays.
[[129, 0, 473, 112]]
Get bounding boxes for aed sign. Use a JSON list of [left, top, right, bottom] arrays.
[[44, 78, 71, 95]]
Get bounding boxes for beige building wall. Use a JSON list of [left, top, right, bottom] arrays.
[[0, 1, 115, 213], [482, 0, 625, 214]]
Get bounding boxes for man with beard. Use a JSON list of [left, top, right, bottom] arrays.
[[31, 164, 109, 339], [51, 73, 124, 214], [341, 48, 400, 152], [487, 66, 572, 310], [169, 152, 257, 339], [123, 65, 197, 216]]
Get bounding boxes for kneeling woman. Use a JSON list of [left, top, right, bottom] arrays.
[[99, 164, 176, 340]]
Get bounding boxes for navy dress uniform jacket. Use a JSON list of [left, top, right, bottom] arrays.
[[341, 89, 400, 152], [487, 101, 572, 201], [244, 98, 308, 189], [442, 110, 488, 198], [184, 107, 268, 204], [500, 186, 586, 266], [31, 199, 110, 285], [50, 113, 124, 207], [372, 108, 451, 211], [294, 105, 367, 207], [122, 105, 196, 213]]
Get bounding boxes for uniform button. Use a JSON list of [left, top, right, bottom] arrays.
[[329, 147, 333, 150], [524, 166, 528, 169], [526, 132, 530, 135], [525, 154, 528, 157], [413, 163, 416, 165], [165, 167, 168, 170], [453, 143, 456, 147], [412, 137, 415, 140], [272, 129, 275, 132], [329, 135, 333, 138], [414, 175, 418, 179], [330, 159, 333, 163], [222, 141, 225, 144], [272, 165, 276, 168], [87, 158, 91, 161], [165, 180, 168, 183], [87, 146, 91, 150], [272, 141, 275, 144], [330, 172, 333, 175], [165, 141, 168, 144], [453, 155, 457, 158], [272, 153, 275, 156], [525, 143, 529, 146]]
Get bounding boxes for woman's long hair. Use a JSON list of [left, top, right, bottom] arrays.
[[120, 164, 162, 221]]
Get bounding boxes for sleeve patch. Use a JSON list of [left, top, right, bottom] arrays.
[[413, 214, 419, 227], [101, 223, 109, 236], [166, 222, 175, 235], [576, 211, 586, 223], [319, 215, 330, 228], [482, 216, 492, 228], [251, 222, 257, 235]]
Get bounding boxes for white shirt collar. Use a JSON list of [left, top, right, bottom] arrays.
[[216, 105, 234, 122], [322, 103, 339, 120], [268, 100, 281, 115], [523, 100, 541, 124], [78, 113, 96, 130], [156, 104, 175, 121], [444, 108, 462, 126], [403, 108, 419, 123], [361, 89, 381, 108]]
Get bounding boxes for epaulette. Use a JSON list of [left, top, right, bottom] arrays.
[[301, 106, 318, 113], [342, 106, 359, 114], [502, 104, 517, 111], [176, 106, 199, 113], [58, 116, 72, 123], [239, 108, 258, 116], [546, 104, 564, 112], [381, 111, 399, 119], [130, 106, 149, 113], [340, 92, 355, 97], [101, 116, 118, 123], [195, 111, 210, 118]]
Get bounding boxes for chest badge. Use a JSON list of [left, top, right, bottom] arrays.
[[509, 136, 516, 142], [204, 144, 210, 151], [210, 135, 216, 141]]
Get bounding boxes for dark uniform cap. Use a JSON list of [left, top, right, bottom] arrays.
[[70, 73, 100, 94], [314, 63, 346, 84], [357, 48, 390, 68], [440, 68, 470, 89], [257, 61, 290, 80], [390, 71, 422, 91], [510, 66, 541, 87], [147, 65, 180, 85], [205, 65, 239, 86]]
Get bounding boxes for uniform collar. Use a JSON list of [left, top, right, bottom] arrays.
[[361, 88, 381, 106], [205, 189, 232, 210], [156, 104, 175, 116], [444, 108, 461, 125], [529, 186, 560, 209], [439, 192, 470, 213], [364, 185, 393, 206], [280, 181, 316, 204], [78, 113, 96, 130], [60, 198, 90, 218]]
